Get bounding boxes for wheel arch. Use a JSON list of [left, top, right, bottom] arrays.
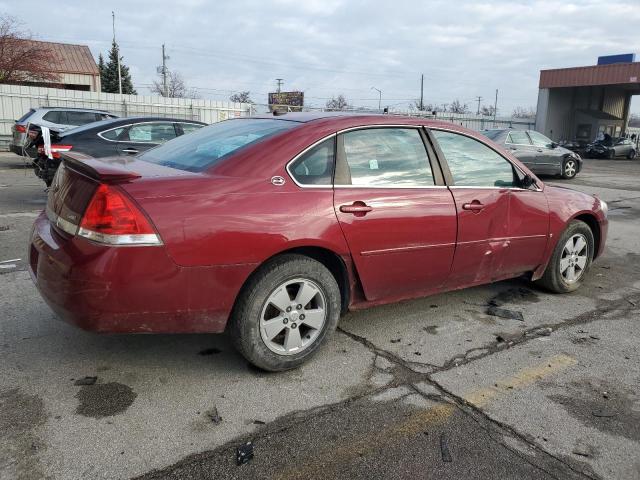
[[228, 246, 355, 328], [572, 212, 602, 259]]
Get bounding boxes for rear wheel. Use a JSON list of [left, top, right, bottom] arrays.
[[230, 254, 341, 371], [562, 158, 577, 179], [535, 220, 594, 293]]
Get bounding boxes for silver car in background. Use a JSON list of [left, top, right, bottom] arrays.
[[483, 129, 583, 179], [9, 107, 118, 155]]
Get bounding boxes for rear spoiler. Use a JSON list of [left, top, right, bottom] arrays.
[[61, 151, 141, 183]]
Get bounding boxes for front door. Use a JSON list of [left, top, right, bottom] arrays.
[[430, 129, 517, 286], [505, 130, 538, 171], [333, 127, 457, 302], [528, 130, 562, 175], [117, 122, 178, 156]]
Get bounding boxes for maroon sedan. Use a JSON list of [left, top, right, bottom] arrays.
[[30, 113, 608, 371]]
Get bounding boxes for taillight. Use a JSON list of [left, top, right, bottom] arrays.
[[78, 184, 162, 245], [50, 144, 73, 159], [14, 124, 26, 133]]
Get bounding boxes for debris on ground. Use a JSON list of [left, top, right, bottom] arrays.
[[236, 441, 254, 466], [528, 327, 552, 337], [198, 348, 222, 356], [592, 408, 616, 418], [627, 299, 637, 307], [495, 335, 505, 343], [439, 433, 452, 462], [206, 407, 223, 424], [486, 306, 524, 321], [572, 448, 591, 457], [253, 420, 266, 425], [74, 376, 97, 386], [390, 338, 401, 343]]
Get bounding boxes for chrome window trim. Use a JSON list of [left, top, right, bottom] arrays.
[[334, 185, 448, 190], [428, 126, 542, 192], [46, 206, 78, 236], [97, 120, 184, 144], [285, 125, 429, 190], [285, 133, 337, 189]]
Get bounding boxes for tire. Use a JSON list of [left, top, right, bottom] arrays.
[[229, 254, 341, 372], [607, 150, 615, 159], [562, 158, 577, 179], [535, 220, 594, 293], [628, 149, 637, 160]]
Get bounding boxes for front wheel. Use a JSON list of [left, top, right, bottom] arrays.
[[229, 254, 341, 371], [535, 220, 594, 293], [628, 149, 637, 160], [562, 158, 577, 179]]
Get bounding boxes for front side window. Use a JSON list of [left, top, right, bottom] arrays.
[[138, 118, 297, 172], [432, 130, 516, 187], [66, 111, 100, 125], [337, 128, 434, 187], [507, 131, 531, 145], [180, 123, 205, 134], [289, 137, 335, 185], [126, 123, 177, 143], [528, 131, 553, 148]]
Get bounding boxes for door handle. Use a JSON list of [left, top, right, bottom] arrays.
[[536, 149, 543, 153], [122, 148, 138, 155], [462, 201, 484, 212], [340, 202, 373, 216]]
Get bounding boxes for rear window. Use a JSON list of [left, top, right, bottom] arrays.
[[17, 109, 36, 123], [138, 118, 297, 172]]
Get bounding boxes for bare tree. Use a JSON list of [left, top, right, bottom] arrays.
[[512, 106, 537, 118], [0, 15, 60, 84], [449, 99, 469, 114], [229, 91, 253, 103], [325, 94, 349, 111], [424, 103, 444, 113], [480, 105, 496, 117], [151, 71, 198, 98]]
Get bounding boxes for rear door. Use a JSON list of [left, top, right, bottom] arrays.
[[117, 122, 178, 156], [333, 127, 457, 302]]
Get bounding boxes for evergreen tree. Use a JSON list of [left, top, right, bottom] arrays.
[[100, 41, 136, 95]]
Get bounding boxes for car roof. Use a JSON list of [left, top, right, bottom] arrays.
[[35, 106, 114, 114]]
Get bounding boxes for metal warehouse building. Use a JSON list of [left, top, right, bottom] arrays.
[[536, 54, 640, 143]]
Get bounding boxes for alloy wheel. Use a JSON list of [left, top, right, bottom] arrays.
[[564, 160, 576, 178], [559, 234, 588, 284], [259, 278, 327, 355]]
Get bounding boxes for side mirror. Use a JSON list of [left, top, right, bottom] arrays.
[[550, 142, 558, 149], [521, 174, 535, 189]]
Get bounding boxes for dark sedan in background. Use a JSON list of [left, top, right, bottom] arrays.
[[483, 129, 582, 179], [585, 137, 637, 159], [30, 117, 206, 186]]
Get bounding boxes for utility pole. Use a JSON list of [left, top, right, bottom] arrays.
[[371, 86, 382, 110], [162, 44, 169, 97], [493, 89, 498, 123], [276, 78, 284, 93], [419, 74, 424, 111], [475, 96, 482, 115], [112, 11, 122, 94]]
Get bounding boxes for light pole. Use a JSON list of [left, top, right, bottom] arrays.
[[371, 86, 382, 110]]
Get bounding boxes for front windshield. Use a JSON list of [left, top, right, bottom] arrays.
[[138, 118, 298, 172]]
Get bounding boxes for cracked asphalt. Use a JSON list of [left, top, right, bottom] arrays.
[[1, 152, 639, 480]]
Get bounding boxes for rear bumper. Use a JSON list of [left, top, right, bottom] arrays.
[[9, 143, 22, 155], [29, 212, 256, 334]]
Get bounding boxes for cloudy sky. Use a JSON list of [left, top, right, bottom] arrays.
[[2, 0, 639, 114]]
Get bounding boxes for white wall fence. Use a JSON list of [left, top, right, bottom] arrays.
[[0, 84, 252, 147]]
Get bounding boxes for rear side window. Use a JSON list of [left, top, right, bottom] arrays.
[[126, 123, 177, 143], [138, 119, 297, 172], [66, 111, 100, 125], [100, 127, 125, 141], [337, 128, 434, 187], [289, 138, 335, 185], [432, 130, 516, 187], [43, 111, 63, 123]]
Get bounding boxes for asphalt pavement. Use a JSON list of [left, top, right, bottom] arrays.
[[0, 152, 638, 480]]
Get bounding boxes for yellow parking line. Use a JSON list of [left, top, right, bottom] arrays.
[[276, 354, 577, 479]]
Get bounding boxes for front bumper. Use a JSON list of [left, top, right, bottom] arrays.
[[29, 212, 255, 334]]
